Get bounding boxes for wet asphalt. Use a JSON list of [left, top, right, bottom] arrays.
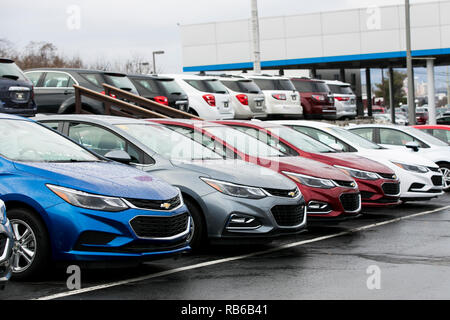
[[1, 194, 450, 300]]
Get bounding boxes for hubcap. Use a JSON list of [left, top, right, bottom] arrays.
[[10, 219, 37, 273], [439, 167, 450, 190]]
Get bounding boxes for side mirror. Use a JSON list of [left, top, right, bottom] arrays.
[[405, 141, 420, 152], [329, 143, 344, 152], [104, 150, 132, 164]]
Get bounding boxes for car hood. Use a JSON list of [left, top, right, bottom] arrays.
[[258, 156, 354, 181], [13, 161, 178, 200], [311, 152, 394, 174], [171, 159, 297, 190], [358, 148, 438, 167]]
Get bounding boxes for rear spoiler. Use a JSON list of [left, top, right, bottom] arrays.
[[0, 58, 15, 64]]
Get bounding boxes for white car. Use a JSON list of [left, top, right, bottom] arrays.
[[348, 124, 450, 190], [271, 120, 444, 201], [242, 74, 302, 118], [163, 74, 234, 120], [323, 80, 357, 119], [218, 76, 267, 119]]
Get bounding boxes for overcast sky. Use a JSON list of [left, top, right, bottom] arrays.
[[0, 0, 441, 73]]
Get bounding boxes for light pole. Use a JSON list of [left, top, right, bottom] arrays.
[[152, 50, 165, 74], [405, 0, 416, 125], [251, 0, 261, 74]]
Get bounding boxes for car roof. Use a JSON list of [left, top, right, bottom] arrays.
[[34, 114, 165, 126], [322, 80, 351, 86], [128, 74, 174, 81], [243, 74, 289, 80], [289, 77, 325, 83], [162, 74, 220, 81], [270, 120, 337, 129], [217, 120, 283, 129], [25, 68, 127, 76], [0, 113, 34, 121], [348, 124, 408, 129]]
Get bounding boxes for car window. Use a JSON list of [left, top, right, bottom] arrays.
[[80, 73, 103, 88], [0, 61, 27, 81], [291, 80, 329, 93], [157, 79, 183, 95], [43, 72, 72, 88], [220, 80, 240, 92], [25, 72, 43, 86], [379, 128, 426, 147], [231, 126, 299, 156], [431, 129, 450, 144], [350, 128, 374, 142], [68, 122, 142, 164], [289, 126, 354, 152], [252, 79, 295, 91], [135, 79, 157, 93], [40, 121, 60, 131]]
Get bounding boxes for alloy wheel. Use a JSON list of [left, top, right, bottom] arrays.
[[10, 219, 37, 273], [439, 167, 450, 191]]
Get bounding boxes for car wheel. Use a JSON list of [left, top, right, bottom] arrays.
[[8, 208, 51, 280], [188, 108, 199, 117], [183, 198, 207, 250], [438, 163, 450, 192]]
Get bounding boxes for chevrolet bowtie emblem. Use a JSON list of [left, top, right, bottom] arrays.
[[288, 191, 296, 197], [161, 203, 171, 209]]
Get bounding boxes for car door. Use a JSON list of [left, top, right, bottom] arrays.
[[378, 128, 427, 151], [34, 72, 76, 113]]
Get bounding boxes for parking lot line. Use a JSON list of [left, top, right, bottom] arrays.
[[35, 205, 450, 300]]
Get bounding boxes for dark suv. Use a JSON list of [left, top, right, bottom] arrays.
[[290, 77, 336, 119], [128, 74, 189, 112], [0, 59, 37, 116], [24, 68, 139, 114]]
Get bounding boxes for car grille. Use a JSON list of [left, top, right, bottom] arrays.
[[334, 180, 356, 188], [340, 193, 361, 212], [431, 175, 443, 186], [360, 191, 375, 200], [382, 182, 400, 195], [125, 195, 181, 211], [271, 205, 305, 227], [130, 212, 189, 239], [378, 172, 397, 180], [0, 234, 7, 257], [264, 188, 299, 198]]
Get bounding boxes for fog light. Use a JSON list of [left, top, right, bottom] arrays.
[[307, 201, 332, 214], [226, 214, 262, 230]]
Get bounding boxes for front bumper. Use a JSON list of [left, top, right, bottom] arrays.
[[44, 202, 191, 261], [357, 178, 401, 207], [199, 191, 307, 241], [0, 220, 14, 286]]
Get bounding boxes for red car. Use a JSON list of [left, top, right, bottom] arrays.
[[290, 78, 336, 119], [215, 120, 401, 208], [413, 125, 450, 144], [150, 119, 362, 222]]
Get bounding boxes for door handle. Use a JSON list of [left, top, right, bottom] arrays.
[[64, 90, 74, 95]]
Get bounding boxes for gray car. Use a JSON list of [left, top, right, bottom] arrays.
[[36, 115, 307, 249], [0, 200, 14, 290]]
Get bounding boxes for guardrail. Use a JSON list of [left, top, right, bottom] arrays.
[[73, 83, 202, 120]]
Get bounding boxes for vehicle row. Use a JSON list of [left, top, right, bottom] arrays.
[[1, 58, 359, 120]]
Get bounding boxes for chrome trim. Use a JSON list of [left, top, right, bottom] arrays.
[[24, 70, 79, 88], [306, 201, 332, 215], [381, 182, 401, 197], [226, 214, 262, 230], [122, 190, 184, 213], [273, 205, 308, 229], [0, 238, 11, 261], [262, 187, 302, 199], [8, 87, 30, 92], [128, 213, 191, 241], [340, 194, 362, 214]]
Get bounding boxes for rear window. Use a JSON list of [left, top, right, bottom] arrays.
[[134, 79, 158, 93], [0, 61, 27, 82], [104, 74, 137, 92], [252, 78, 295, 91], [157, 79, 184, 95], [185, 79, 228, 94], [291, 80, 329, 93], [221, 80, 261, 94], [328, 84, 353, 95], [79, 73, 103, 88]]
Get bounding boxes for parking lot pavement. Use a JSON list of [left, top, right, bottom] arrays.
[[2, 195, 450, 300]]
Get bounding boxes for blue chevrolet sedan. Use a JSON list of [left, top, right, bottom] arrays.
[[0, 114, 191, 279]]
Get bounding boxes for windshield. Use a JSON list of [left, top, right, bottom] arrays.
[[267, 126, 336, 153], [206, 126, 284, 158], [0, 61, 27, 81], [403, 127, 449, 146], [329, 127, 383, 149], [114, 124, 223, 160], [104, 75, 137, 92], [0, 119, 100, 162]]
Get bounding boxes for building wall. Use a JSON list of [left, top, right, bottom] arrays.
[[181, 0, 450, 71]]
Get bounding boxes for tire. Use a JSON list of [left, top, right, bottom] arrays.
[[187, 108, 199, 117], [183, 198, 208, 251], [8, 208, 51, 280], [438, 163, 450, 192]]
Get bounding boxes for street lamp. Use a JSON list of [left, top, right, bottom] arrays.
[[152, 51, 165, 74]]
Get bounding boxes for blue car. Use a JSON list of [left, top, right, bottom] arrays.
[[0, 200, 14, 289], [0, 114, 191, 279]]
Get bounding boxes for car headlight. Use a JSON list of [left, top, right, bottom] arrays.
[[391, 162, 429, 173], [0, 200, 6, 225], [47, 184, 129, 212], [200, 178, 266, 199], [282, 171, 336, 189], [334, 165, 380, 180]]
